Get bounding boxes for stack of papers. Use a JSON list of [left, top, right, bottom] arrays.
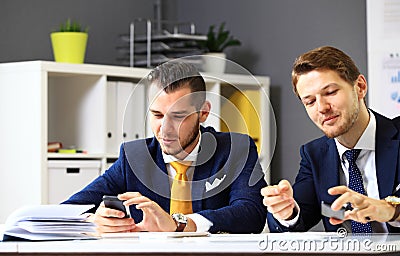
[[3, 204, 97, 241]]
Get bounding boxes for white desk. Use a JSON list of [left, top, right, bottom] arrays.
[[1, 233, 400, 255], [0, 241, 17, 253]]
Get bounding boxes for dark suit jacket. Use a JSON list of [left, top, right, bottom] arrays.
[[268, 111, 400, 233], [64, 126, 267, 233]]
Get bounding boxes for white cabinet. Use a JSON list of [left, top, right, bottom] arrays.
[[0, 61, 270, 223], [48, 160, 101, 204]]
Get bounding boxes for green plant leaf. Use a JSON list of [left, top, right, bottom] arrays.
[[200, 22, 241, 52], [216, 31, 229, 51], [206, 25, 216, 51], [56, 18, 88, 33], [66, 18, 71, 31], [220, 38, 241, 52]]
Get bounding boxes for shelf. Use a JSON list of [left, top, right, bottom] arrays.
[[119, 31, 207, 43], [117, 42, 203, 55], [47, 153, 118, 159]]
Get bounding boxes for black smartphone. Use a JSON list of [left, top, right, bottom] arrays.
[[102, 195, 130, 218], [321, 201, 346, 220]]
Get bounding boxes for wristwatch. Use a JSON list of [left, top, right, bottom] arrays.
[[171, 213, 187, 232], [385, 196, 400, 222]]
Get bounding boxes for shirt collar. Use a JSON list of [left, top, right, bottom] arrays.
[[335, 110, 376, 160], [162, 132, 201, 164]]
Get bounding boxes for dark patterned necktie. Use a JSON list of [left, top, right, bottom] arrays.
[[344, 149, 372, 233]]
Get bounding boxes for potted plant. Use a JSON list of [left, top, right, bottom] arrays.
[[199, 22, 241, 73], [50, 18, 89, 64]]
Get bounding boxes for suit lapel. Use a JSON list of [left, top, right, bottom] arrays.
[[150, 145, 171, 210], [375, 113, 400, 198], [124, 139, 170, 210], [319, 139, 341, 203], [191, 132, 216, 212]]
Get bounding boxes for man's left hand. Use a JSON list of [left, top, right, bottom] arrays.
[[328, 186, 395, 225], [118, 192, 176, 232]]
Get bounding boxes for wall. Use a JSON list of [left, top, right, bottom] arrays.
[[165, 0, 367, 184], [0, 0, 368, 182], [0, 0, 156, 65]]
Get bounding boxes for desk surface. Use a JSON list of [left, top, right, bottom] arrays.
[[1, 233, 400, 256]]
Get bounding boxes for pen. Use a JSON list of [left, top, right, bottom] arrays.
[[393, 184, 400, 197]]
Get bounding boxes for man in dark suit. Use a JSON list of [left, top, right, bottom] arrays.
[[262, 46, 400, 233], [64, 61, 267, 234]]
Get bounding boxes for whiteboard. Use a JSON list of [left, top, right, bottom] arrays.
[[367, 0, 400, 118]]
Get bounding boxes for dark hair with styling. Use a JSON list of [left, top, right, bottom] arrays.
[[147, 61, 206, 110]]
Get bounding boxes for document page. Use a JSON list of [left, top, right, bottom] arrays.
[[3, 204, 96, 241]]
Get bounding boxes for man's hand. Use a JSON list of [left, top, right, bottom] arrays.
[[328, 186, 395, 225], [87, 202, 136, 234], [119, 192, 187, 232], [261, 179, 296, 220]]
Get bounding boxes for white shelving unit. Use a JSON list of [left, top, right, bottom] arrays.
[[0, 61, 270, 223]]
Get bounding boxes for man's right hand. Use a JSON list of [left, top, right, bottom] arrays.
[[261, 179, 296, 220], [88, 202, 136, 234]]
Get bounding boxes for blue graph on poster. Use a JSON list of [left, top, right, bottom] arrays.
[[390, 71, 400, 84], [383, 53, 400, 116]]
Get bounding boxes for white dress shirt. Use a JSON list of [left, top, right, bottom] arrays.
[[162, 134, 213, 232]]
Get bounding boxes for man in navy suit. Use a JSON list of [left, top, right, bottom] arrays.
[[262, 46, 400, 233], [64, 61, 267, 234]]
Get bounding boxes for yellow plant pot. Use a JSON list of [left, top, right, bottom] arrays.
[[50, 32, 88, 63]]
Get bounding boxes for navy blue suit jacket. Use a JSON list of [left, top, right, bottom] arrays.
[[268, 111, 400, 233], [64, 126, 267, 233]]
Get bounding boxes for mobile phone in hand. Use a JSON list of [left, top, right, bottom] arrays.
[[321, 201, 346, 220], [102, 195, 130, 218]]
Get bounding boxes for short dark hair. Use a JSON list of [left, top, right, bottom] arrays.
[[291, 46, 360, 98], [147, 61, 206, 110]]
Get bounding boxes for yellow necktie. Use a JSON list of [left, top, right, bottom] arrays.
[[169, 161, 193, 214]]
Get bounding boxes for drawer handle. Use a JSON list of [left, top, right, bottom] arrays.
[[66, 168, 80, 174]]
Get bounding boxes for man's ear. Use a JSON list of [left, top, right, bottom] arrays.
[[199, 101, 211, 123], [355, 74, 368, 100]]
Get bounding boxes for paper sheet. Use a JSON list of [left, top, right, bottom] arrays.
[[3, 204, 97, 241]]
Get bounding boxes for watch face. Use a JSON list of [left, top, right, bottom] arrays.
[[172, 213, 187, 223], [386, 196, 400, 205]]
